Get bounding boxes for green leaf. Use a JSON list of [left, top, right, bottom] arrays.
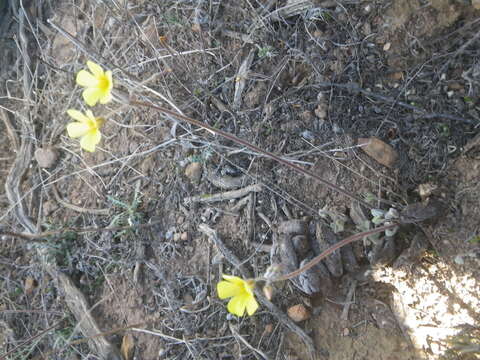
[[468, 235, 480, 244]]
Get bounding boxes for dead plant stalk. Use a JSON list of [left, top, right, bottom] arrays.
[[129, 100, 374, 209]]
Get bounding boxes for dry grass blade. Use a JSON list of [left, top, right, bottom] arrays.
[[233, 48, 256, 109], [267, 0, 314, 21], [51, 184, 110, 215], [4, 5, 36, 234], [229, 323, 272, 360]]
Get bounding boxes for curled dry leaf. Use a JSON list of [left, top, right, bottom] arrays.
[[358, 136, 398, 168], [34, 147, 58, 168]]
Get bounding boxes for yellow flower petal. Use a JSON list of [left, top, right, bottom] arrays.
[[87, 61, 104, 77], [222, 274, 246, 286], [85, 110, 95, 121], [80, 130, 101, 152], [245, 294, 259, 316], [67, 109, 89, 123], [67, 122, 90, 138], [99, 91, 113, 104], [218, 275, 258, 316], [66, 109, 104, 152], [217, 280, 241, 299], [76, 70, 98, 87], [106, 70, 113, 90], [227, 294, 248, 317], [76, 62, 113, 106], [82, 87, 103, 107]]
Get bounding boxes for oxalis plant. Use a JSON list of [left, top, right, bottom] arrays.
[[68, 60, 420, 317]]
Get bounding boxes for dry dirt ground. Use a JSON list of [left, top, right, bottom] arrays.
[[1, 0, 480, 359]]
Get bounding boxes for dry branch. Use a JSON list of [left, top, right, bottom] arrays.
[[184, 184, 263, 204], [58, 273, 123, 360]]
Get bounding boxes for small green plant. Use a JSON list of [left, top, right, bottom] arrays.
[[164, 13, 182, 25], [193, 87, 202, 97], [468, 235, 480, 244], [42, 227, 77, 268], [9, 286, 23, 300], [438, 123, 450, 137], [108, 186, 144, 238], [257, 45, 276, 58]]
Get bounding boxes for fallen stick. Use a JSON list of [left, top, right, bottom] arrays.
[[184, 184, 262, 204]]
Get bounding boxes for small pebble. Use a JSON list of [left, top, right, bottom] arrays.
[[301, 130, 316, 141], [264, 323, 274, 334], [158, 348, 168, 359], [24, 276, 37, 295], [299, 110, 313, 121], [183, 294, 194, 304], [287, 304, 311, 322], [314, 105, 327, 119], [185, 162, 202, 184]]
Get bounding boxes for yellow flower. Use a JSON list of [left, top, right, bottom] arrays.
[[217, 274, 259, 316], [66, 109, 104, 152], [76, 61, 113, 106]]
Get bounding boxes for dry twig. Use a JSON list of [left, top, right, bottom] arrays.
[[184, 184, 263, 204], [131, 100, 375, 209], [51, 184, 110, 216]]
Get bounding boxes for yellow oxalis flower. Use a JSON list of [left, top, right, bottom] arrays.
[[76, 61, 113, 106], [66, 109, 104, 152], [217, 274, 259, 316]]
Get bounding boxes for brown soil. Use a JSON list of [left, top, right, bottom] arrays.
[[1, 0, 480, 359]]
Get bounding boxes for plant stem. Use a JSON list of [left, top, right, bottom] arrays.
[[129, 100, 373, 209], [274, 223, 398, 281]]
